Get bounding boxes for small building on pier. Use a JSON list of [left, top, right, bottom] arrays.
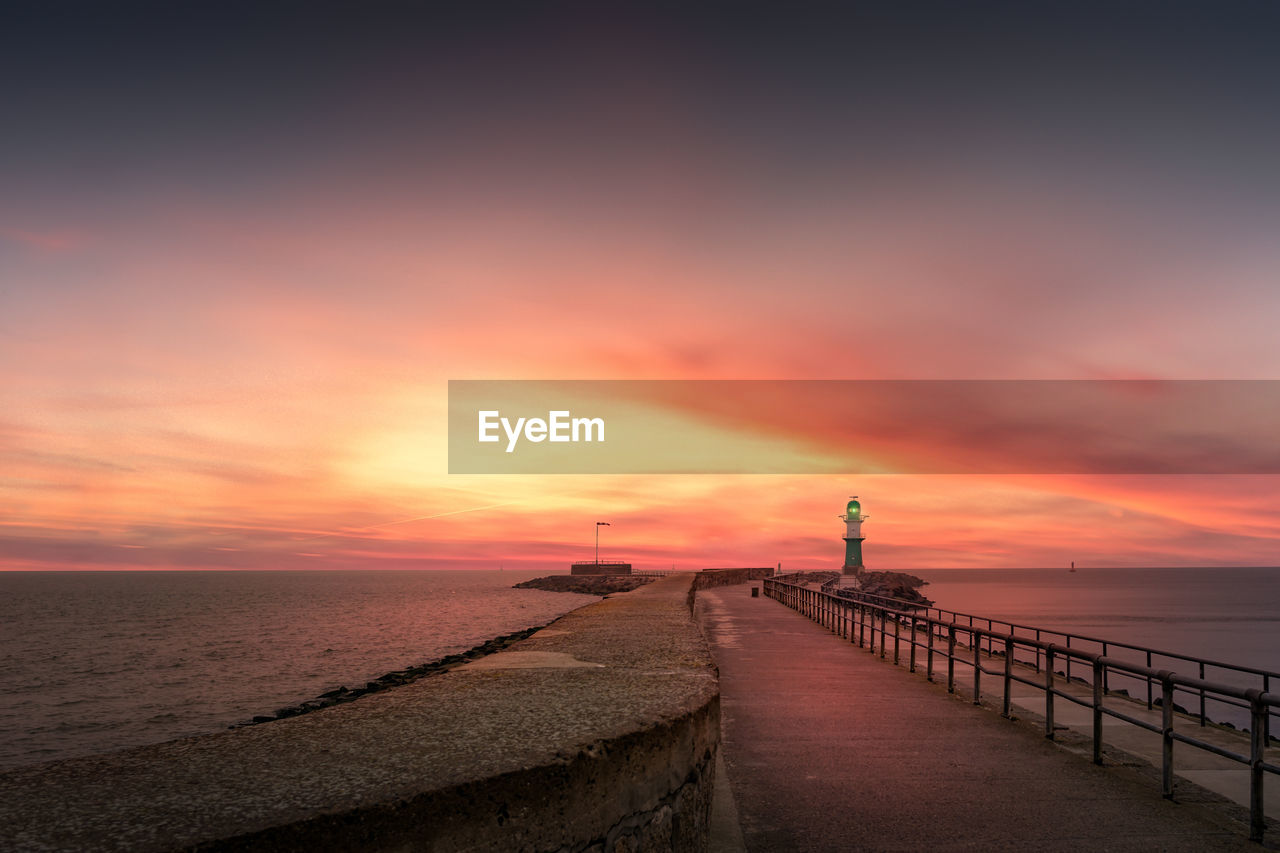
[[570, 560, 633, 576]]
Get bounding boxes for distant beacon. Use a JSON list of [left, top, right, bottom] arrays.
[[841, 497, 867, 574]]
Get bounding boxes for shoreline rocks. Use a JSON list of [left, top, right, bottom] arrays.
[[782, 568, 934, 606], [230, 625, 547, 728], [513, 575, 656, 595]]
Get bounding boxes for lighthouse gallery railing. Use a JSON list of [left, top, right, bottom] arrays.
[[763, 576, 1280, 843]]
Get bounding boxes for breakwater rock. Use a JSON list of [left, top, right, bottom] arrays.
[[856, 570, 933, 606], [514, 574, 655, 595], [231, 626, 546, 728], [780, 569, 933, 606]]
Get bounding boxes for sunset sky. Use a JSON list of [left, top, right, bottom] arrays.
[[5, 1, 1280, 572]]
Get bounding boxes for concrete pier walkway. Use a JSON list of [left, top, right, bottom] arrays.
[[698, 585, 1260, 852]]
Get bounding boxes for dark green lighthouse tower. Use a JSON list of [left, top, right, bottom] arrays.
[[841, 496, 866, 574]]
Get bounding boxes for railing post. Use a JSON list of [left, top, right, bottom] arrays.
[[947, 624, 956, 693], [926, 621, 935, 682], [893, 616, 901, 666], [1160, 670, 1176, 798], [1102, 642, 1109, 694], [909, 615, 917, 673], [880, 610, 887, 659], [973, 630, 982, 705], [1002, 635, 1013, 718], [1198, 661, 1206, 727], [1266, 675, 1272, 743], [1249, 690, 1266, 843], [859, 603, 866, 648], [1152, 650, 1162, 712], [1045, 646, 1056, 739], [1092, 658, 1104, 765]]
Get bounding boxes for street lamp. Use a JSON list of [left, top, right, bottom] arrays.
[[596, 521, 610, 565]]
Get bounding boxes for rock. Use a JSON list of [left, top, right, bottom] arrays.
[[1152, 697, 1191, 715], [237, 625, 548, 727], [513, 575, 656, 595]]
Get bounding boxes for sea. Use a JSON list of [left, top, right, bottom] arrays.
[[914, 567, 1280, 728], [1, 567, 1277, 773], [0, 570, 597, 773]]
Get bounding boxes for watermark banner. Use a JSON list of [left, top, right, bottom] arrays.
[[448, 380, 1280, 474]]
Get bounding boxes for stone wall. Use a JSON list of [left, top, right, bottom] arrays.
[[693, 567, 775, 590], [0, 575, 718, 853]]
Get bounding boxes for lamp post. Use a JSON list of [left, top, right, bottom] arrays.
[[596, 521, 610, 565]]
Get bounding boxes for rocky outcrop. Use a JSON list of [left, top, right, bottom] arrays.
[[854, 570, 934, 606], [514, 574, 655, 595], [779, 568, 934, 607]]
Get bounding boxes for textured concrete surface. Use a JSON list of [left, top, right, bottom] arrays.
[[699, 585, 1263, 852], [0, 575, 718, 852]]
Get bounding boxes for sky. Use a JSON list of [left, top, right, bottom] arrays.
[[4, 1, 1280, 572]]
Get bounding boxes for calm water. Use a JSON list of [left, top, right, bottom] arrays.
[[914, 567, 1280, 726], [4, 568, 1278, 772], [0, 570, 596, 772]]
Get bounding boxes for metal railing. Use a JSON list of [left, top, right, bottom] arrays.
[[831, 585, 1276, 736], [763, 577, 1280, 843]]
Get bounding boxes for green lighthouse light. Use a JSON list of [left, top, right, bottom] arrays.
[[846, 499, 861, 520]]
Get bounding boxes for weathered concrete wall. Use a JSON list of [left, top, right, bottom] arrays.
[[693, 567, 775, 590], [0, 576, 718, 853]]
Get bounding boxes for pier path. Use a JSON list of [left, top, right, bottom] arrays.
[[698, 584, 1259, 852]]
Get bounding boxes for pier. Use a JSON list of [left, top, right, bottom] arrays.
[[698, 579, 1274, 850], [1, 567, 1274, 851]]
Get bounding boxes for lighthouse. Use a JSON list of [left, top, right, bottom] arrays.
[[841, 496, 866, 574]]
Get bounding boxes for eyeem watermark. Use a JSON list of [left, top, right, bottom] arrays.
[[449, 379, 1280, 474], [478, 410, 605, 453]]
